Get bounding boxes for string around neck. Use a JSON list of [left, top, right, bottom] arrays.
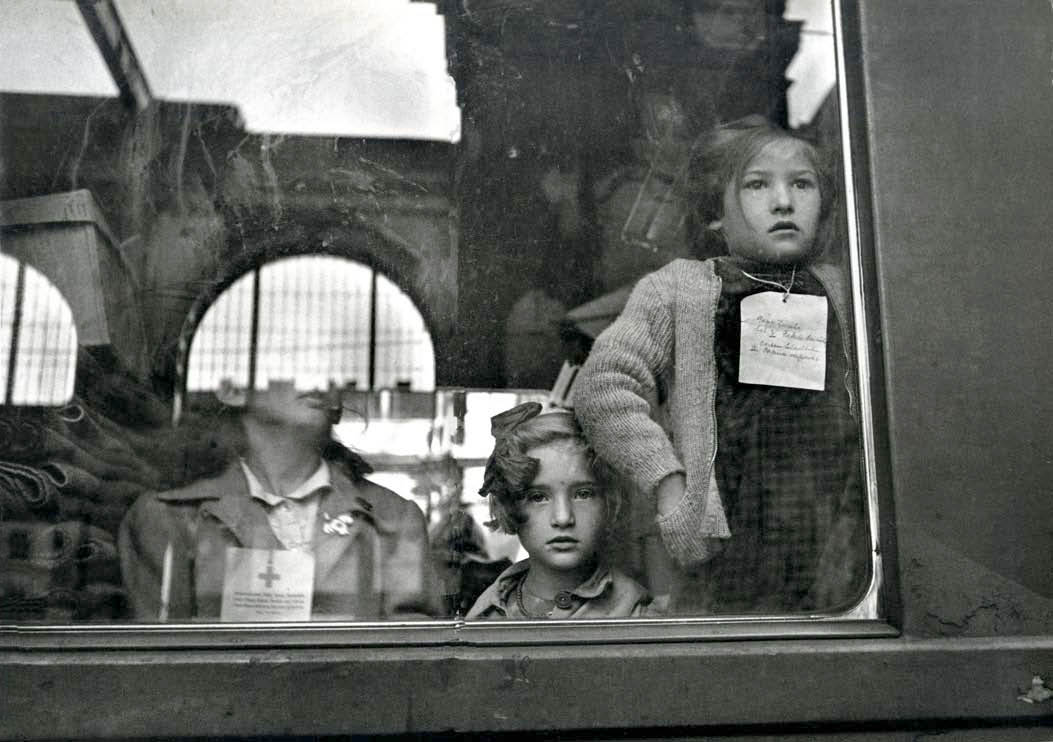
[[740, 264, 797, 302]]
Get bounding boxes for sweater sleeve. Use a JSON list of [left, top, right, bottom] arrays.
[[575, 268, 684, 497]]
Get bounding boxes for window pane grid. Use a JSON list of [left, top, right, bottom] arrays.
[[256, 256, 373, 390], [187, 256, 433, 395], [374, 274, 434, 390], [186, 271, 253, 392], [0, 254, 77, 406], [0, 255, 19, 398]]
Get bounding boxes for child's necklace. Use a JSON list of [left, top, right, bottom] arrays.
[[515, 578, 555, 618], [740, 264, 797, 302]]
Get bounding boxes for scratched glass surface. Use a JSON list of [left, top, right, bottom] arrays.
[[0, 0, 878, 624]]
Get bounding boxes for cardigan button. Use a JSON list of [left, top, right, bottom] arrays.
[[554, 591, 574, 610]]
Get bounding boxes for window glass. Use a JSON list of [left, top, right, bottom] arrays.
[[0, 255, 78, 406], [185, 267, 253, 395], [0, 0, 882, 629], [187, 255, 434, 396]]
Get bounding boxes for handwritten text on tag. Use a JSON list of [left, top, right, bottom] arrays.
[[738, 291, 828, 391]]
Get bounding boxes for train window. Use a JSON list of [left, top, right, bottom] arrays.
[[0, 0, 891, 639]]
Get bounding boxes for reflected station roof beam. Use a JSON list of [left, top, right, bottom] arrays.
[[75, 0, 153, 111]]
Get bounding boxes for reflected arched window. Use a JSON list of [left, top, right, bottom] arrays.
[[186, 255, 434, 397], [0, 254, 78, 406]]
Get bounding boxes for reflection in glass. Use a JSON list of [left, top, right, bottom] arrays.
[[187, 255, 434, 396], [0, 254, 77, 406], [119, 255, 441, 621], [0, 0, 881, 626]]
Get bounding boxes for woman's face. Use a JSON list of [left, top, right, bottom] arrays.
[[219, 378, 340, 433], [712, 138, 822, 265], [515, 440, 605, 583]]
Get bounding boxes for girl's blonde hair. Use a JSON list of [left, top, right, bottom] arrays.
[[479, 404, 621, 536]]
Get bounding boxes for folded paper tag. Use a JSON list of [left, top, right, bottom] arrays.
[[220, 547, 314, 621], [738, 291, 828, 391]]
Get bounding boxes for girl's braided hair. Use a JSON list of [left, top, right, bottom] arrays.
[[479, 402, 621, 536]]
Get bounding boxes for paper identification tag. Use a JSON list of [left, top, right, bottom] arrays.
[[220, 547, 315, 621], [738, 291, 828, 390]]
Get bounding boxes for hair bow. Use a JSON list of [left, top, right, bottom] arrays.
[[479, 402, 542, 500], [490, 402, 542, 440]]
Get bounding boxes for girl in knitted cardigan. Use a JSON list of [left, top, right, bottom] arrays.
[[574, 118, 869, 614]]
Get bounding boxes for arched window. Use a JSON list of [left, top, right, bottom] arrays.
[[186, 254, 434, 397], [0, 253, 78, 406]]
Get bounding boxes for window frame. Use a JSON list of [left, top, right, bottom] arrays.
[[3, 636, 1051, 737], [12, 1, 1053, 737], [1, 0, 898, 651]]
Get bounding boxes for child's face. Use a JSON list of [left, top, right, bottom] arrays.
[[515, 440, 605, 582], [712, 138, 822, 265]]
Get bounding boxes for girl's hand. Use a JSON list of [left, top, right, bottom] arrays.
[[655, 472, 687, 517]]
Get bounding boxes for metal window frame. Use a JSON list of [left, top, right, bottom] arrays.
[[4, 0, 896, 650], [4, 0, 1052, 736], [0, 2, 947, 736]]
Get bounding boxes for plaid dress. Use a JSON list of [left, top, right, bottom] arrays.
[[701, 257, 866, 613]]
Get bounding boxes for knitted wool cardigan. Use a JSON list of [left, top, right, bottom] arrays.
[[575, 257, 852, 567]]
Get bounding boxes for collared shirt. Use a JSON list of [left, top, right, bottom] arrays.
[[466, 559, 653, 619], [239, 459, 330, 551]]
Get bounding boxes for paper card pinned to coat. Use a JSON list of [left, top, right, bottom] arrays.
[[220, 547, 314, 621]]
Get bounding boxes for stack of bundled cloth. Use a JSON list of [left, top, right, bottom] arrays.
[[0, 356, 228, 622]]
